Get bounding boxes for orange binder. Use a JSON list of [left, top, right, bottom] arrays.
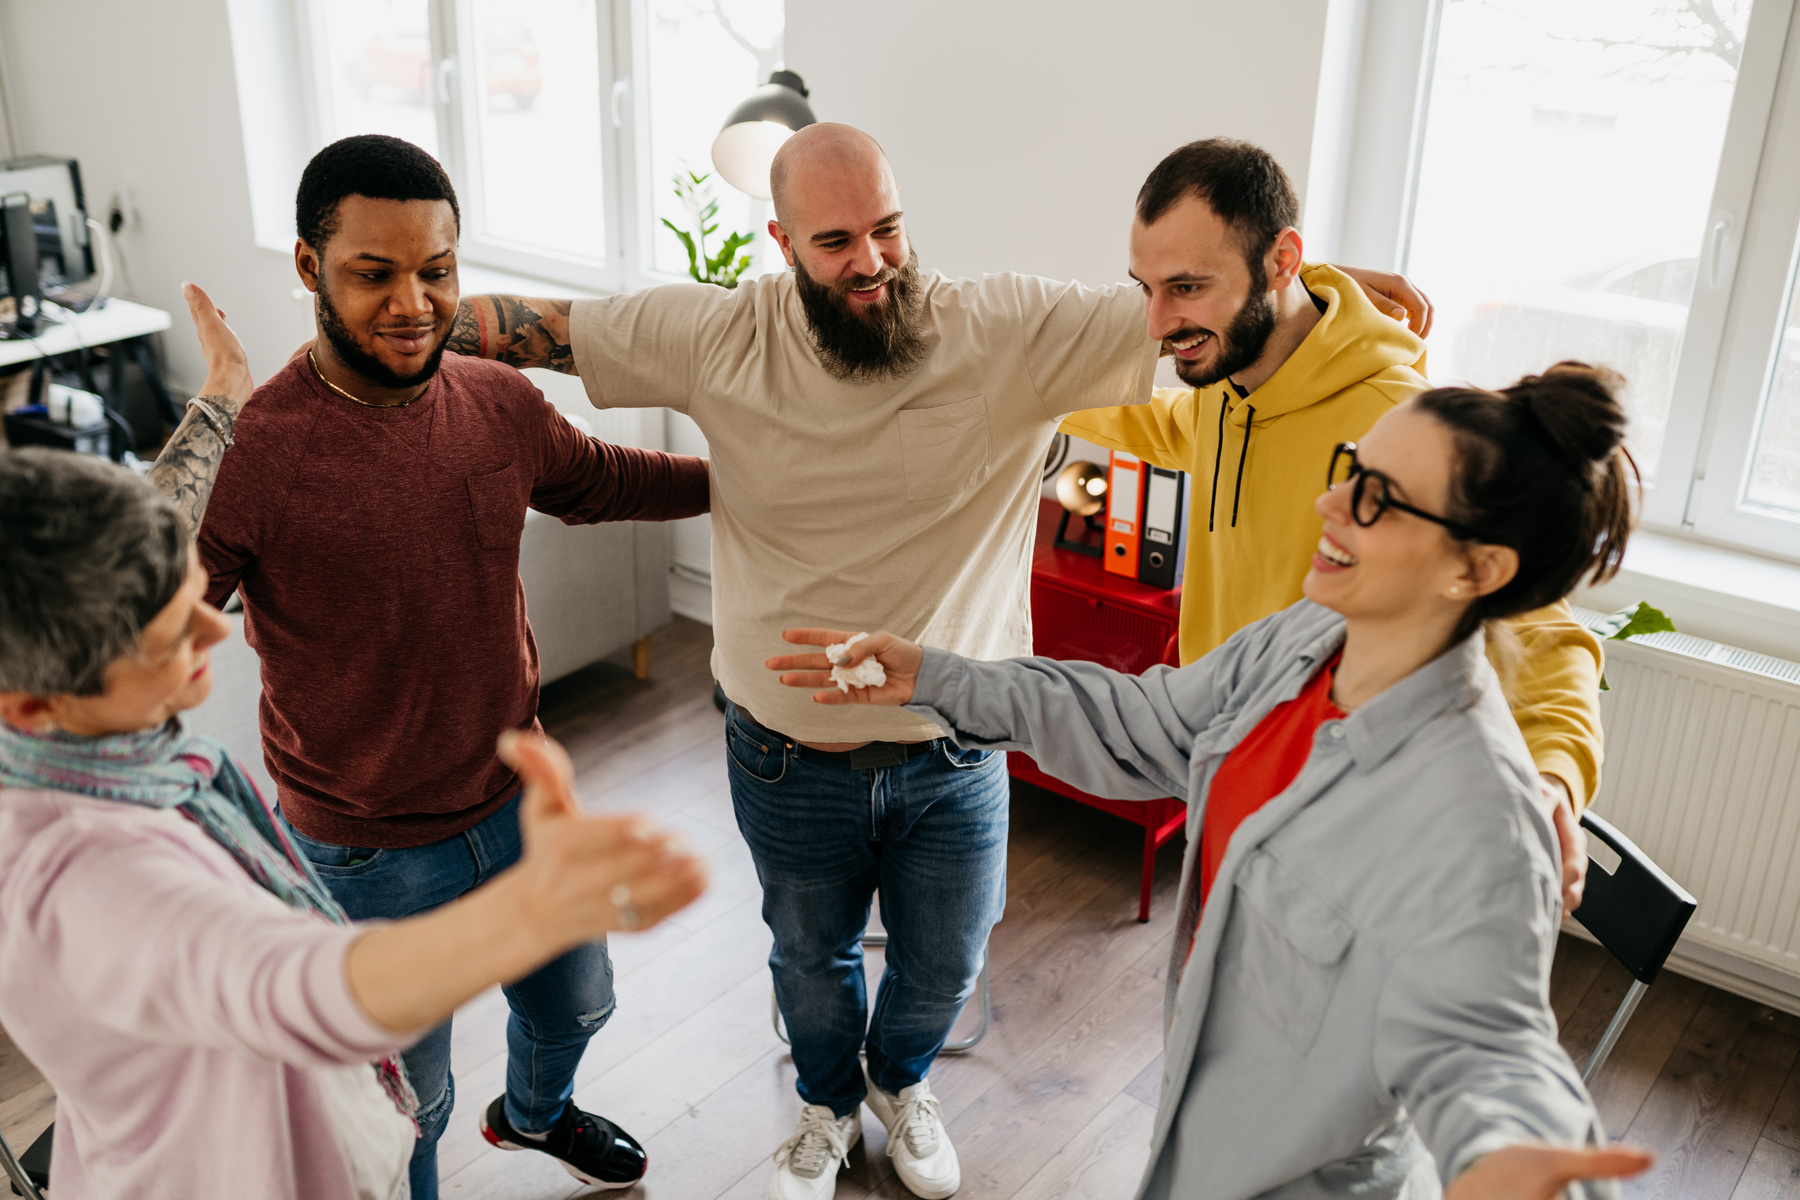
[[1104, 451, 1146, 578]]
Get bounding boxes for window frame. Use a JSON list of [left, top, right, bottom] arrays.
[[297, 0, 706, 294], [1334, 0, 1800, 565]]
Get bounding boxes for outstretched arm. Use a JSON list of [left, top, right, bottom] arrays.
[[346, 732, 707, 1033], [448, 294, 577, 373], [145, 284, 255, 536]]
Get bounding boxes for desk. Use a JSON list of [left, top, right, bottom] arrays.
[[1009, 498, 1188, 922], [1, 299, 177, 430]]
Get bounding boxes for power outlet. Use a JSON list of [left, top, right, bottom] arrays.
[[107, 188, 141, 234]]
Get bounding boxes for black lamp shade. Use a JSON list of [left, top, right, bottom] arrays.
[[712, 70, 817, 200]]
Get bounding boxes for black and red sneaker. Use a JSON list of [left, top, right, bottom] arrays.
[[480, 1095, 649, 1189]]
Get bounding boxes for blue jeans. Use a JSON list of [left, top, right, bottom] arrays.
[[725, 703, 1009, 1118], [279, 795, 615, 1200]]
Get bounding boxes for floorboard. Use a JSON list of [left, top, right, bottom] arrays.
[[1621, 993, 1800, 1199], [2, 615, 1797, 1200]]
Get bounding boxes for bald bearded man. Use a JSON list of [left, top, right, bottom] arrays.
[[448, 124, 1427, 1200]]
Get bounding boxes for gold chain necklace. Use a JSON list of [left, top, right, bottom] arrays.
[[307, 349, 428, 409]]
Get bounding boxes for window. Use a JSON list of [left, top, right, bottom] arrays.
[[300, 0, 783, 291], [1353, 0, 1800, 561], [642, 0, 782, 277]]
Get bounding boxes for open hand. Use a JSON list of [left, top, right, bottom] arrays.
[[1445, 1143, 1652, 1200], [500, 731, 707, 940], [766, 628, 924, 706], [182, 283, 254, 410], [1338, 265, 1433, 338]]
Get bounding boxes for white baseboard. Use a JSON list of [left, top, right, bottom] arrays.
[[1561, 920, 1800, 1018], [670, 568, 713, 626]]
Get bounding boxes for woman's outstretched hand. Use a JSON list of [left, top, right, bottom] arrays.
[[500, 730, 708, 942], [1444, 1143, 1652, 1200], [183, 282, 254, 411], [766, 628, 925, 706]]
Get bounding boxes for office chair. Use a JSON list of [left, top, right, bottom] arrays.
[[772, 930, 992, 1055], [1571, 810, 1697, 1083]]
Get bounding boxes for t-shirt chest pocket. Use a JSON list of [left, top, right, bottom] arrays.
[[466, 462, 525, 550], [1227, 849, 1356, 1055], [896, 395, 992, 502]]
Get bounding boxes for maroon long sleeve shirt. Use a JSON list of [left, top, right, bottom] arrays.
[[199, 354, 709, 847]]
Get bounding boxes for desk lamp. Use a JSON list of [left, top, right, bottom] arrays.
[[1053, 461, 1107, 557], [711, 70, 817, 200]]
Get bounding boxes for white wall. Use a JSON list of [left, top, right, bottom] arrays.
[[786, 0, 1334, 289], [0, 0, 312, 391]]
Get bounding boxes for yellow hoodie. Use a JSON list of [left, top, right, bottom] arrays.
[[1060, 263, 1603, 808]]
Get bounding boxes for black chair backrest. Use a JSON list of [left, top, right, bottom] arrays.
[[1574, 811, 1697, 985]]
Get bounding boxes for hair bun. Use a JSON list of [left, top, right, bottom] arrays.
[[1503, 360, 1628, 468]]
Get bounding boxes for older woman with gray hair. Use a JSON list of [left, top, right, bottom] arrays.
[[0, 286, 707, 1200]]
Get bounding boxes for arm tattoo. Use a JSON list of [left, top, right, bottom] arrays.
[[145, 395, 238, 537], [449, 295, 578, 374]]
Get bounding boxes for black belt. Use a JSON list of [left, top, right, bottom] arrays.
[[731, 702, 937, 770], [809, 740, 940, 770]]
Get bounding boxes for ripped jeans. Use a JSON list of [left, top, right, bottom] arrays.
[[279, 793, 615, 1200]]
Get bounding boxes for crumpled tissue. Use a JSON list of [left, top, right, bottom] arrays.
[[827, 632, 887, 694]]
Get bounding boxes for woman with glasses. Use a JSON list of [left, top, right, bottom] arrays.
[[765, 363, 1649, 1200]]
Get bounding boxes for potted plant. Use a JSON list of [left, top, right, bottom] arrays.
[[661, 167, 755, 288]]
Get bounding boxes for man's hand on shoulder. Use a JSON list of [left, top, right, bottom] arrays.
[[449, 294, 578, 375], [1335, 265, 1434, 338]]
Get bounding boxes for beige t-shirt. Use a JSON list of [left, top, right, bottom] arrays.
[[569, 270, 1157, 741]]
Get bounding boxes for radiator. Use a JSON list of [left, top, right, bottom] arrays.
[[1574, 607, 1800, 1012]]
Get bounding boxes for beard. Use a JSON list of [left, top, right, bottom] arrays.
[[316, 277, 450, 391], [1169, 258, 1278, 389], [794, 248, 929, 382]]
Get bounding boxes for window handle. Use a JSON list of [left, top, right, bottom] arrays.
[[1709, 213, 1734, 289], [612, 80, 631, 129], [437, 57, 456, 106]]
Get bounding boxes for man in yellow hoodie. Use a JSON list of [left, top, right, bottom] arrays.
[[1062, 139, 1598, 899]]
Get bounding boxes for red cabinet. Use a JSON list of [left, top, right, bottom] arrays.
[[1010, 499, 1188, 921]]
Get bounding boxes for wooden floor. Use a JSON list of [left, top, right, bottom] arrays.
[[5, 615, 1800, 1198]]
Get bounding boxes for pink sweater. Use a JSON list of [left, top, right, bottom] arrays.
[[0, 788, 414, 1199]]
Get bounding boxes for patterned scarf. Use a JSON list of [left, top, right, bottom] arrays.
[[0, 718, 419, 1126]]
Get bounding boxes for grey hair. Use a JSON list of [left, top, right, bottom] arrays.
[[0, 448, 191, 696]]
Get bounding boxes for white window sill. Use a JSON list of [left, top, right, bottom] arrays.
[[1576, 528, 1800, 663]]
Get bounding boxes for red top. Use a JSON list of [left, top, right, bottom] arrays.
[[199, 354, 710, 848], [1199, 654, 1345, 908]]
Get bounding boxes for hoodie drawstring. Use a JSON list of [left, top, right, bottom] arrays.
[[1210, 394, 1254, 532], [1230, 405, 1254, 528], [1208, 393, 1227, 532]]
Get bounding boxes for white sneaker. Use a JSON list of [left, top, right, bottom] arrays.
[[769, 1104, 861, 1200], [863, 1069, 961, 1199]]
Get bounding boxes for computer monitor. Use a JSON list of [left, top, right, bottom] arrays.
[[0, 157, 91, 280], [0, 193, 41, 333]]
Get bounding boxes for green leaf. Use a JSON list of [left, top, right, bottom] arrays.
[[1590, 601, 1678, 643]]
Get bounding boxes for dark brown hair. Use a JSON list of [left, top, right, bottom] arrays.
[[1136, 138, 1299, 270], [1417, 362, 1638, 642]]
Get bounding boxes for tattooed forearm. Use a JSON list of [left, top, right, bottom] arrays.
[[449, 295, 578, 374], [146, 396, 238, 537]]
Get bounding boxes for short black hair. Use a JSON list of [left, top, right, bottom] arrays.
[[0, 448, 189, 696], [295, 134, 460, 250], [1136, 139, 1299, 269]]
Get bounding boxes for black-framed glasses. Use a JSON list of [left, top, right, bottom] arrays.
[[1325, 442, 1485, 540]]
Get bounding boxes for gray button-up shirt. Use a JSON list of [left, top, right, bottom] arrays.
[[907, 599, 1612, 1200]]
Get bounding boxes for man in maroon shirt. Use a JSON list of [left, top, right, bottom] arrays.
[[198, 135, 709, 1199]]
